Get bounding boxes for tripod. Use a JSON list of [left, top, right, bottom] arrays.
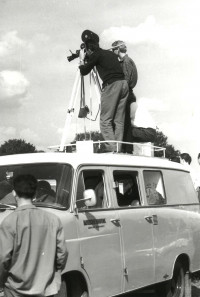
[[59, 66, 101, 152]]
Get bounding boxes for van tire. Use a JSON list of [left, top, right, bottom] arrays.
[[56, 278, 88, 297], [69, 288, 88, 297], [155, 262, 185, 297], [81, 292, 88, 297]]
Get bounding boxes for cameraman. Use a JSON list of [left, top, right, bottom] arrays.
[[79, 33, 129, 153]]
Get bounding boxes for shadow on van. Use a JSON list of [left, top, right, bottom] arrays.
[[125, 284, 199, 296]]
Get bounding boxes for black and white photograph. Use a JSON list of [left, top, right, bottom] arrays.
[[0, 1, 200, 297]]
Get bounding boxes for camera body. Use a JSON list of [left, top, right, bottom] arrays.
[[67, 43, 86, 62], [67, 30, 99, 63]]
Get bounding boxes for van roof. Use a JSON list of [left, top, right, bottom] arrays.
[[0, 152, 187, 172]]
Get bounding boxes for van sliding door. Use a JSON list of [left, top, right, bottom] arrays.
[[109, 167, 155, 292]]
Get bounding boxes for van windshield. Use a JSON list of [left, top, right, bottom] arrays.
[[0, 163, 73, 209]]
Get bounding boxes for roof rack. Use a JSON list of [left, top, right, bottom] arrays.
[[48, 140, 166, 158]]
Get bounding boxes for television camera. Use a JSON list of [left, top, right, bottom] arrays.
[[67, 43, 86, 62]]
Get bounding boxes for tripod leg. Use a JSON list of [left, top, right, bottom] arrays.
[[91, 69, 101, 104], [59, 70, 81, 151], [67, 69, 81, 111]]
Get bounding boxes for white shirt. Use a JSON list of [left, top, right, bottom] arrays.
[[181, 161, 200, 190], [132, 104, 156, 129]]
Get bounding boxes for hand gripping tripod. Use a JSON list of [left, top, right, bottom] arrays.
[[59, 62, 101, 152]]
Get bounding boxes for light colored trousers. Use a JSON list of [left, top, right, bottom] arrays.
[[100, 80, 129, 152]]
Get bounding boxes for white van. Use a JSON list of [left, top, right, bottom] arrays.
[[0, 146, 200, 297]]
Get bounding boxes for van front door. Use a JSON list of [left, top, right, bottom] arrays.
[[75, 167, 123, 297], [143, 169, 199, 283], [110, 168, 155, 292]]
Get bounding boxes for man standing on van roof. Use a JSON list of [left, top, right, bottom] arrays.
[[111, 40, 138, 150], [79, 30, 129, 152], [0, 174, 68, 297]]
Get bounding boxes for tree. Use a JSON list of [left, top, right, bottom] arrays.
[[75, 131, 103, 142], [154, 130, 180, 159], [0, 139, 37, 156], [73, 130, 180, 159]]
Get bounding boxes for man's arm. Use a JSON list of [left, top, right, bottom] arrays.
[[123, 58, 137, 89], [0, 221, 14, 287], [56, 220, 68, 271], [79, 51, 99, 76]]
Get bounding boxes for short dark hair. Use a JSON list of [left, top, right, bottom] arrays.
[[198, 153, 200, 159], [180, 153, 192, 165], [13, 174, 37, 199]]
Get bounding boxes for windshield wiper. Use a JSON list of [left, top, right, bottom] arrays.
[[0, 202, 16, 209], [33, 202, 67, 210]]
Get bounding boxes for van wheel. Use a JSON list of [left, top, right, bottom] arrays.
[[69, 288, 88, 297], [56, 279, 88, 297], [67, 280, 88, 297], [155, 262, 185, 297], [80, 292, 88, 297]]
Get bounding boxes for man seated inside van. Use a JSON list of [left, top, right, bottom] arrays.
[[145, 183, 165, 205], [35, 180, 55, 203], [116, 178, 140, 207], [77, 172, 107, 209], [0, 180, 13, 202]]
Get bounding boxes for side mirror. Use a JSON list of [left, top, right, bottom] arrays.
[[83, 189, 97, 207]]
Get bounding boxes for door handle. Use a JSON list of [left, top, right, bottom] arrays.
[[110, 218, 120, 223], [145, 215, 158, 225], [144, 216, 153, 224], [152, 214, 158, 225], [110, 218, 121, 226]]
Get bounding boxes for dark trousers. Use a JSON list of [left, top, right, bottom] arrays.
[[122, 90, 136, 153], [100, 80, 128, 152], [132, 127, 156, 143]]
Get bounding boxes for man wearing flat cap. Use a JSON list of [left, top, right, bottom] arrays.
[[112, 40, 138, 152]]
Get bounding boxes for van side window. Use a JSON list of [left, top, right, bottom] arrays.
[[76, 170, 107, 209], [143, 171, 166, 205], [163, 169, 198, 204], [113, 171, 141, 207]]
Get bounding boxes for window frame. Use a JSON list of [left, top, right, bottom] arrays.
[[75, 166, 110, 211], [109, 166, 143, 209], [142, 169, 167, 206]]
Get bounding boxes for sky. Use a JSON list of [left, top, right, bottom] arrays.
[[0, 0, 200, 171]]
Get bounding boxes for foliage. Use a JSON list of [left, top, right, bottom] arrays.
[[75, 131, 104, 142], [0, 139, 37, 156], [154, 130, 180, 159]]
